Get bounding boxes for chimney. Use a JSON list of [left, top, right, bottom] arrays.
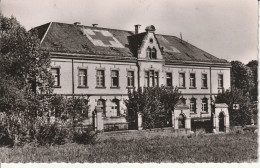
[[74, 22, 81, 26], [92, 24, 98, 27], [134, 24, 141, 34]]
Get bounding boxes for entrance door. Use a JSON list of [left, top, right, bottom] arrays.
[[178, 114, 185, 129], [219, 112, 225, 132]]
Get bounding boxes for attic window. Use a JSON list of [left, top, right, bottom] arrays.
[[149, 38, 153, 44], [146, 47, 151, 58], [151, 48, 157, 59]]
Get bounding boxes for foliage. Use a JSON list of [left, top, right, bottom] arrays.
[[0, 132, 257, 162], [34, 121, 71, 146], [72, 127, 98, 145], [246, 60, 258, 101], [0, 94, 90, 146], [0, 15, 92, 146], [230, 61, 254, 95], [125, 86, 181, 129], [215, 88, 253, 126]]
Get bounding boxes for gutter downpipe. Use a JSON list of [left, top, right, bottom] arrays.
[[72, 58, 75, 98]]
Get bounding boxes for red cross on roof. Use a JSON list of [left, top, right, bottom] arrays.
[[89, 31, 115, 45]]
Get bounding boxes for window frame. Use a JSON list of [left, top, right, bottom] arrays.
[[166, 72, 173, 87], [179, 72, 186, 89], [146, 47, 151, 58], [201, 98, 208, 113], [111, 99, 120, 117], [111, 70, 119, 88], [190, 98, 197, 113], [151, 47, 157, 59], [51, 67, 61, 88], [201, 73, 208, 89], [96, 70, 105, 88], [127, 71, 135, 88], [78, 69, 88, 88], [218, 74, 224, 89], [145, 70, 159, 87], [189, 73, 196, 89]]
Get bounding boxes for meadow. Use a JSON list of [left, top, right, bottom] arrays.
[[0, 131, 257, 163]]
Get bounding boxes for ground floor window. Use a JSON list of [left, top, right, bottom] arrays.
[[202, 98, 208, 112], [190, 98, 196, 113], [111, 99, 120, 117], [97, 99, 106, 117]]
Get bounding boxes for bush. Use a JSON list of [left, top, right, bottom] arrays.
[[72, 127, 98, 145], [34, 122, 69, 146]]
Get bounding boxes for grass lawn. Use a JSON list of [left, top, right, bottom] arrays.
[[0, 131, 258, 163]]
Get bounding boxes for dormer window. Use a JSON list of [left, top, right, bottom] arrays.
[[146, 47, 151, 58], [151, 48, 157, 59]]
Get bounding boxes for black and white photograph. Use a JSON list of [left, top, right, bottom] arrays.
[[0, 0, 258, 165]]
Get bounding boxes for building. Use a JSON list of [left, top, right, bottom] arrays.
[[33, 22, 231, 132]]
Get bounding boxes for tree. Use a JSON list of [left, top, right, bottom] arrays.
[[246, 60, 258, 101], [0, 14, 54, 145], [230, 61, 254, 95], [125, 86, 181, 129], [215, 88, 252, 126]]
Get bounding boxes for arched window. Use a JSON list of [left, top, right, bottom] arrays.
[[151, 48, 157, 59], [111, 99, 120, 117], [180, 97, 186, 105], [97, 99, 106, 117], [190, 98, 196, 113], [202, 98, 208, 112], [146, 47, 151, 58]]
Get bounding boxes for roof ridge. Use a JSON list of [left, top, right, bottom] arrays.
[[51, 21, 134, 34]]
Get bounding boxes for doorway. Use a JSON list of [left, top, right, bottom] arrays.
[[178, 114, 185, 129], [219, 112, 225, 132]]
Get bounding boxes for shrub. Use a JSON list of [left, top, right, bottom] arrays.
[[72, 127, 98, 145], [34, 122, 69, 146]]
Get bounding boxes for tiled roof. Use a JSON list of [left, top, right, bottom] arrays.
[[33, 22, 229, 64]]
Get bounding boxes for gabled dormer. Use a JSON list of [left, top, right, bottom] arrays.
[[128, 25, 163, 60]]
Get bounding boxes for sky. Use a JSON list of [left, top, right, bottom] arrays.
[[1, 0, 258, 64]]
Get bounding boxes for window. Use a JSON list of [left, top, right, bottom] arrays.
[[145, 70, 159, 87], [111, 70, 119, 87], [97, 99, 106, 117], [151, 48, 157, 59], [166, 72, 172, 86], [155, 72, 159, 86], [201, 74, 207, 88], [78, 69, 87, 87], [180, 97, 186, 104], [145, 71, 149, 86], [202, 98, 208, 112], [218, 74, 223, 88], [127, 71, 134, 87], [96, 70, 105, 87], [111, 99, 120, 117], [51, 68, 60, 87], [179, 73, 185, 88], [190, 73, 196, 88], [190, 98, 196, 113], [146, 47, 151, 58]]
